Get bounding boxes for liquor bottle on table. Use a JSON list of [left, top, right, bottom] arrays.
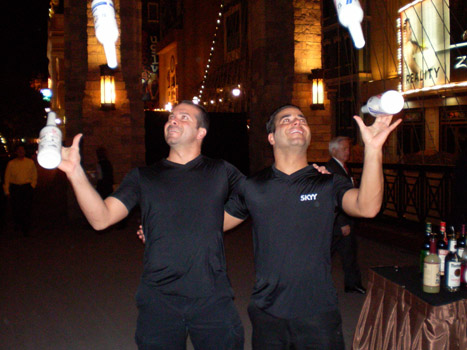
[[457, 224, 466, 259], [460, 225, 467, 285], [423, 235, 440, 293], [437, 221, 448, 277], [419, 222, 432, 273], [444, 235, 462, 292]]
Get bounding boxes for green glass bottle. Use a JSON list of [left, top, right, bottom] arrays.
[[419, 222, 432, 272]]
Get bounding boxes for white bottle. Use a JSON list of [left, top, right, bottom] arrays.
[[37, 112, 62, 169], [91, 0, 119, 69], [333, 0, 365, 49], [361, 90, 405, 117]]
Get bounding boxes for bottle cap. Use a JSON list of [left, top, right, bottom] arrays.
[[348, 22, 365, 49], [46, 111, 57, 126], [103, 42, 118, 69]]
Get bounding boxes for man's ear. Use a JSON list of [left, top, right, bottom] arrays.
[[197, 127, 207, 140], [268, 133, 275, 146]]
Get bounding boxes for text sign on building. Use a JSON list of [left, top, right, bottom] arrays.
[[399, 0, 467, 93]]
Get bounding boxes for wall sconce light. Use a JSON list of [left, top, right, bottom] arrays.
[[308, 69, 324, 110], [100, 64, 116, 110]]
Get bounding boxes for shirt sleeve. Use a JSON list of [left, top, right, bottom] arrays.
[[110, 168, 141, 212], [224, 179, 249, 220], [223, 160, 245, 198], [333, 173, 354, 211]]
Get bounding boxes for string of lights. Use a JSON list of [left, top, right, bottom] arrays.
[[195, 1, 224, 105]]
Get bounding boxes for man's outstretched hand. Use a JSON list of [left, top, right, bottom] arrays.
[[353, 115, 402, 151], [58, 134, 83, 176]]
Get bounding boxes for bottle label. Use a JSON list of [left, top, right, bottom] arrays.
[[39, 128, 61, 151], [423, 262, 440, 287], [446, 261, 462, 287], [438, 249, 448, 273]]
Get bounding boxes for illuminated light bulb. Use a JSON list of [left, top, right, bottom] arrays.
[[232, 88, 241, 97], [37, 111, 62, 169], [217, 19, 220, 24], [193, 96, 200, 104], [165, 102, 173, 112], [333, 0, 365, 49], [361, 90, 404, 117], [92, 0, 119, 68], [210, 100, 215, 104]]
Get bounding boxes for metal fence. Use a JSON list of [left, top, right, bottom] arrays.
[[350, 164, 454, 225]]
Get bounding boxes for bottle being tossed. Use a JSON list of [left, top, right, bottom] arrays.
[[37, 111, 62, 170], [361, 90, 405, 117]]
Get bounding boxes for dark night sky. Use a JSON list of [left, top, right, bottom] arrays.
[[2, 0, 50, 81], [0, 0, 50, 140]]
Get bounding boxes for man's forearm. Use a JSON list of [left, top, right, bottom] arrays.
[[67, 165, 119, 230], [356, 147, 383, 217], [343, 147, 383, 218]]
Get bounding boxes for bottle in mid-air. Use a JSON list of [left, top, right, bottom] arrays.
[[37, 111, 62, 170], [361, 90, 405, 117]]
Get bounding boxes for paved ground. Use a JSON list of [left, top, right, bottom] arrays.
[[1, 204, 419, 350]]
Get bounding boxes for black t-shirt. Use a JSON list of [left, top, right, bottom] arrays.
[[225, 165, 353, 319], [112, 155, 244, 298]]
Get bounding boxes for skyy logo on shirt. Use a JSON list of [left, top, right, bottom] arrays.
[[300, 193, 318, 201]]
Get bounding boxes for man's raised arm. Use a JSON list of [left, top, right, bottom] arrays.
[[59, 134, 128, 230], [342, 115, 402, 218]]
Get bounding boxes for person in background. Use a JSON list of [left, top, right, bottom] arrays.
[[326, 136, 366, 294], [3, 144, 37, 236], [95, 146, 114, 199]]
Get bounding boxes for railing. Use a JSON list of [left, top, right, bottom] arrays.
[[350, 164, 454, 225]]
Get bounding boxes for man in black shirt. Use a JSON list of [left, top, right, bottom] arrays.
[[224, 104, 401, 349], [58, 101, 244, 350]]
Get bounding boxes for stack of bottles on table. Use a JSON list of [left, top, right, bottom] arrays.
[[421, 222, 466, 293]]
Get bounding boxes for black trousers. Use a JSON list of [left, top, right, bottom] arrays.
[[9, 183, 33, 234], [248, 302, 345, 350], [135, 283, 244, 350], [331, 232, 362, 288]]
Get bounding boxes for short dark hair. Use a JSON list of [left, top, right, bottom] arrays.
[[177, 100, 210, 132], [266, 104, 302, 134]]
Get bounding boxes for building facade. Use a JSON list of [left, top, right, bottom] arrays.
[[48, 0, 466, 223]]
